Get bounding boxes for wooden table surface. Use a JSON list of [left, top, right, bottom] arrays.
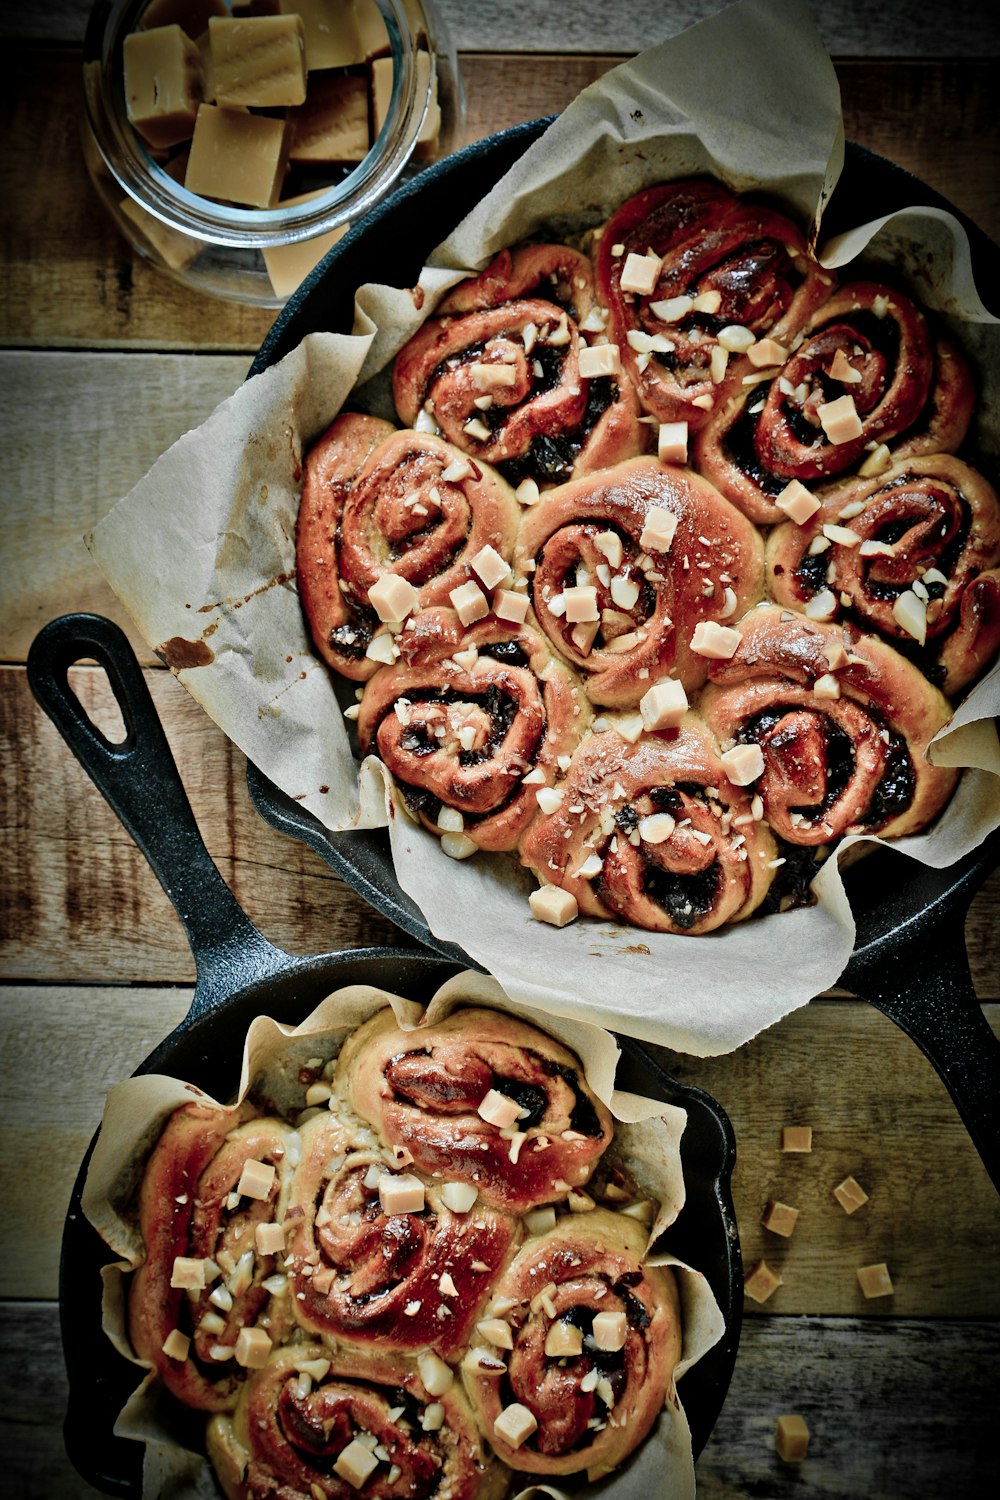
[[2, 3, 999, 1498]]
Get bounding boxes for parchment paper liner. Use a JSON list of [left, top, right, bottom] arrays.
[[87, 0, 1000, 1055], [83, 972, 726, 1500]]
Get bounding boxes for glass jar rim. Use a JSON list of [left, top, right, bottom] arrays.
[[83, 0, 438, 249]]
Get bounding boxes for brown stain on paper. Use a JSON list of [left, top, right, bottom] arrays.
[[158, 636, 216, 670]]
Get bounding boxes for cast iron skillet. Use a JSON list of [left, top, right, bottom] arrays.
[[244, 121, 1000, 1190], [28, 611, 742, 1498]]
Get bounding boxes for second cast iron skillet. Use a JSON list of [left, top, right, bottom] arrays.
[[244, 122, 1000, 1190], [28, 612, 742, 1498]]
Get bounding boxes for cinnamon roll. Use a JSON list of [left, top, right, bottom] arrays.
[[520, 720, 777, 934], [283, 1115, 518, 1357], [699, 604, 959, 843], [695, 282, 976, 524], [593, 177, 833, 430], [335, 1007, 614, 1214], [297, 413, 519, 680], [393, 245, 646, 487], [208, 1344, 504, 1500], [461, 1210, 681, 1479], [514, 457, 765, 706], [128, 1102, 297, 1412], [356, 606, 589, 852], [767, 453, 1000, 696]]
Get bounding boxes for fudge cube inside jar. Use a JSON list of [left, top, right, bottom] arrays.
[[82, 0, 463, 305]]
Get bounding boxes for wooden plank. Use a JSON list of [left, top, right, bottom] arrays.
[[3, 1300, 996, 1499], [3, 50, 997, 352], [6, 0, 1000, 58], [651, 999, 1000, 1319], [2, 980, 997, 1308], [2, 656, 998, 988], [0, 666, 412, 986], [0, 351, 250, 663]]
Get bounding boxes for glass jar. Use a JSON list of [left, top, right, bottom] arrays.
[[82, 0, 464, 307]]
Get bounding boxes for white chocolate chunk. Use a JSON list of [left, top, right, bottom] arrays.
[[478, 1089, 523, 1130], [235, 1326, 272, 1369], [471, 544, 510, 589], [170, 1256, 208, 1290], [236, 1158, 275, 1201], [255, 1221, 285, 1255], [545, 1320, 583, 1357], [529, 885, 578, 927], [494, 1403, 538, 1448], [578, 343, 621, 378], [818, 394, 863, 444], [378, 1172, 425, 1215], [656, 422, 688, 466], [494, 589, 529, 624], [690, 620, 741, 659], [640, 503, 679, 552], [368, 572, 419, 623], [418, 1350, 454, 1396], [471, 362, 517, 391], [333, 1439, 379, 1489], [562, 584, 599, 623], [639, 678, 688, 732], [619, 252, 661, 295], [449, 580, 489, 626], [592, 1309, 628, 1351], [720, 743, 765, 785], [775, 480, 820, 525]]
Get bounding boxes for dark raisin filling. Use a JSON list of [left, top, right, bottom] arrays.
[[542, 1059, 605, 1137], [640, 858, 721, 930], [793, 548, 828, 596], [328, 614, 376, 660], [479, 640, 530, 667], [721, 382, 787, 495], [737, 708, 915, 823], [392, 682, 522, 824], [499, 376, 616, 487], [759, 840, 824, 915]]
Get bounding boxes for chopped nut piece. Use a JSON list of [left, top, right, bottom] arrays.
[[594, 531, 623, 567], [717, 324, 756, 353], [471, 362, 518, 392], [804, 589, 838, 621], [744, 1259, 783, 1303], [690, 620, 741, 660], [858, 442, 892, 477], [420, 1402, 445, 1432], [775, 479, 820, 525], [822, 523, 862, 547], [813, 672, 841, 700], [378, 1172, 425, 1215], [524, 1206, 558, 1238], [235, 1326, 272, 1369], [775, 1413, 811, 1464], [639, 678, 688, 732], [818, 393, 863, 444], [891, 589, 927, 646], [535, 787, 564, 815], [780, 1125, 813, 1152], [619, 252, 661, 295], [365, 631, 398, 665], [441, 830, 478, 861], [368, 572, 419, 623], [637, 812, 675, 844], [720, 743, 764, 786], [438, 1272, 459, 1297], [762, 1200, 799, 1238], [477, 1089, 523, 1130], [747, 337, 788, 367], [237, 1158, 276, 1201], [449, 579, 489, 626], [333, 1438, 379, 1489], [418, 1350, 454, 1396], [567, 1188, 595, 1212], [494, 1402, 539, 1449], [516, 478, 540, 506], [477, 1317, 514, 1350], [461, 1345, 506, 1375], [440, 1181, 478, 1214], [545, 1320, 584, 1358], [579, 343, 621, 378], [656, 422, 688, 466], [856, 1262, 894, 1299], [833, 1175, 870, 1214], [255, 1221, 285, 1255], [591, 1310, 628, 1351], [649, 293, 691, 322], [161, 1328, 191, 1361]]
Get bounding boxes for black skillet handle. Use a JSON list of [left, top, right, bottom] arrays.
[[843, 894, 1000, 1195], [27, 613, 293, 1016]]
